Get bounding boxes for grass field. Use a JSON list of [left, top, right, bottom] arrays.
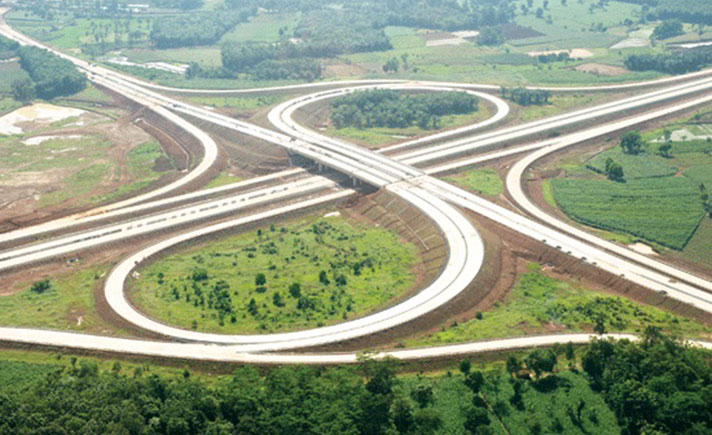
[[0, 265, 119, 334], [326, 110, 492, 147], [220, 12, 301, 44], [185, 94, 288, 114], [586, 147, 678, 179], [406, 264, 710, 348], [445, 167, 504, 197], [131, 214, 418, 334], [202, 171, 243, 190]]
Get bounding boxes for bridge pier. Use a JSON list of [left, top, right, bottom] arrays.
[[352, 177, 360, 187]]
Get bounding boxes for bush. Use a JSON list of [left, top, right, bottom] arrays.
[[30, 279, 52, 294]]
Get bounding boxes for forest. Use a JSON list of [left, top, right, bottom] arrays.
[[0, 35, 19, 60], [330, 90, 479, 130], [617, 0, 712, 25], [149, 7, 257, 48], [0, 331, 707, 434], [16, 46, 86, 99], [624, 47, 712, 75]]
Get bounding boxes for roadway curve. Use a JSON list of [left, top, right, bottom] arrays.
[[271, 86, 712, 314]]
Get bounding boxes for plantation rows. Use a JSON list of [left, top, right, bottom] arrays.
[[551, 178, 705, 249]]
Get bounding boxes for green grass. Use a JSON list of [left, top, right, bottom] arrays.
[[551, 177, 704, 249], [220, 12, 301, 44], [517, 94, 599, 122], [0, 61, 30, 93], [0, 96, 22, 116], [446, 167, 504, 197], [406, 266, 710, 348], [0, 265, 122, 334], [683, 163, 712, 186], [203, 171, 243, 189], [131, 215, 419, 334], [185, 94, 288, 113], [678, 218, 712, 270], [586, 147, 678, 179], [326, 110, 491, 148]]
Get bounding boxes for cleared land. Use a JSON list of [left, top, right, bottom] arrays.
[[0, 103, 175, 224], [130, 214, 419, 334]]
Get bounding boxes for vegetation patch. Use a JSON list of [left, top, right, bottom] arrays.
[[551, 177, 704, 249], [445, 168, 504, 197], [131, 215, 418, 334], [407, 266, 710, 348], [330, 89, 479, 131], [586, 146, 678, 179]]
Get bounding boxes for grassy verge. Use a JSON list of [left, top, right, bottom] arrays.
[[130, 214, 419, 334], [445, 167, 504, 197], [406, 264, 710, 348], [202, 171, 242, 190]]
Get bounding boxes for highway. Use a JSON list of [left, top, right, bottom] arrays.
[[0, 9, 710, 363]]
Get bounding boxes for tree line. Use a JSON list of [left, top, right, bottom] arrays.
[[16, 46, 86, 100], [150, 7, 257, 49], [500, 87, 552, 106], [624, 47, 712, 75], [0, 330, 706, 434], [330, 90, 479, 130], [617, 0, 712, 25]]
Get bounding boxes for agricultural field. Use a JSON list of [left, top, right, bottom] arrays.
[[445, 167, 504, 197], [545, 117, 712, 253], [130, 214, 419, 334], [0, 61, 30, 94], [407, 264, 710, 348], [551, 177, 704, 249]]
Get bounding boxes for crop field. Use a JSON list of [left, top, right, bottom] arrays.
[[551, 177, 704, 249], [445, 167, 504, 197], [407, 265, 710, 348], [131, 215, 419, 334], [586, 147, 678, 179]]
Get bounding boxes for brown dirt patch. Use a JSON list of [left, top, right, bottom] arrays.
[[323, 63, 370, 78], [574, 62, 630, 77]]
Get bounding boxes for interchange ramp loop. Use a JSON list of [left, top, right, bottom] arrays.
[[104, 183, 483, 350]]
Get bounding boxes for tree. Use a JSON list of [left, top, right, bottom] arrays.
[[620, 131, 644, 155], [464, 407, 491, 434], [536, 7, 544, 18], [30, 279, 51, 294], [604, 158, 624, 181], [272, 292, 284, 307], [525, 349, 557, 378], [318, 270, 330, 285], [413, 408, 443, 434], [11, 78, 35, 103], [657, 143, 672, 158], [652, 20, 684, 40], [255, 273, 266, 286], [464, 371, 485, 394], [459, 359, 472, 374], [477, 27, 504, 46], [288, 282, 301, 298], [411, 383, 434, 408], [382, 57, 400, 73], [392, 398, 414, 433], [506, 356, 520, 377]]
